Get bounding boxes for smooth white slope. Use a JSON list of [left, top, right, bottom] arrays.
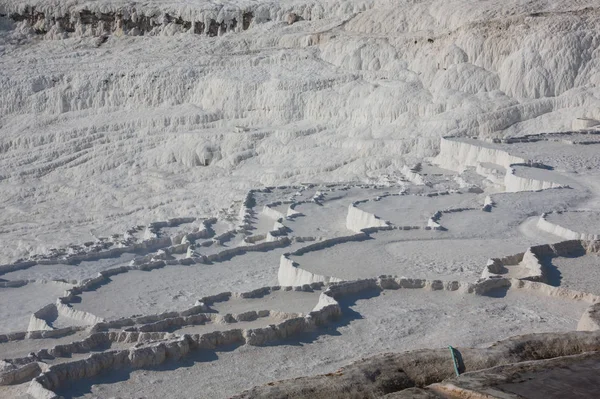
[[1, 1, 600, 262]]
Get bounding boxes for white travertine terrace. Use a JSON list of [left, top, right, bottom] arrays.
[[572, 118, 600, 130], [345, 202, 391, 233], [434, 137, 526, 172], [2, 0, 600, 397], [538, 211, 600, 241], [7, 274, 600, 399], [1, 131, 599, 398], [504, 165, 566, 193]]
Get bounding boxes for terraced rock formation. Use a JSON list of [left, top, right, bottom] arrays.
[[0, 133, 599, 398], [2, 1, 600, 397]]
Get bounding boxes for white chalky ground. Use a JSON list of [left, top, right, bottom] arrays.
[[1, 0, 600, 398]]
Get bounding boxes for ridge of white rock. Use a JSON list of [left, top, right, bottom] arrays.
[[482, 239, 600, 283], [504, 165, 566, 193], [573, 118, 600, 130], [345, 202, 391, 233], [537, 211, 600, 241], [434, 135, 582, 194], [278, 254, 342, 286], [433, 137, 527, 173]]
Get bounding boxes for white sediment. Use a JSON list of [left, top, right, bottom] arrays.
[[2, 1, 600, 397]]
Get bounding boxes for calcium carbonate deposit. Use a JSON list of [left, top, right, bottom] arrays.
[[1, 1, 600, 398]]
